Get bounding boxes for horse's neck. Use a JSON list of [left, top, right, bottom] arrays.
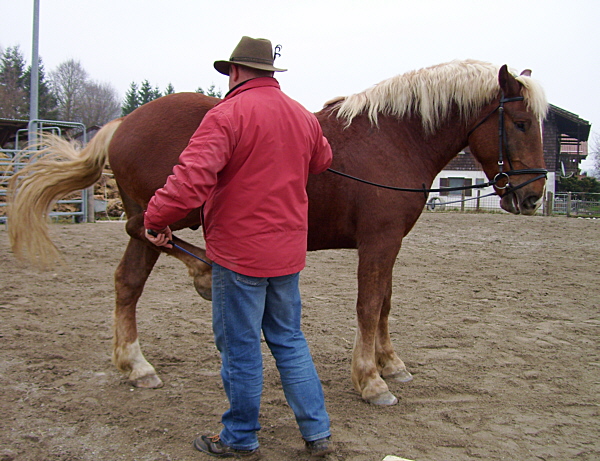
[[379, 114, 469, 180]]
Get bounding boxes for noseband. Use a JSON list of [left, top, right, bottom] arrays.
[[466, 94, 547, 194]]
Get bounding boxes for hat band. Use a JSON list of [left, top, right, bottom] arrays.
[[231, 56, 273, 65]]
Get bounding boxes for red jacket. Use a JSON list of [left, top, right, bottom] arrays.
[[144, 77, 332, 277]]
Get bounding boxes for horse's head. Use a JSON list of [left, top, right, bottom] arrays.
[[467, 65, 548, 215]]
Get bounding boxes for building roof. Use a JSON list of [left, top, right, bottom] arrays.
[[0, 118, 29, 147], [0, 118, 91, 148], [548, 104, 591, 141]]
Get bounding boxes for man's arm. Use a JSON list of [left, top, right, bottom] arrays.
[[309, 129, 333, 175], [144, 109, 234, 239]]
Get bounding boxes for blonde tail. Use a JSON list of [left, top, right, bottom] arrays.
[[7, 119, 122, 268]]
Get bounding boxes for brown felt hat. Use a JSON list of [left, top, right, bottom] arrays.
[[214, 36, 287, 76]]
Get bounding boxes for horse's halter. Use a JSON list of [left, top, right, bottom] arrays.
[[466, 93, 547, 194]]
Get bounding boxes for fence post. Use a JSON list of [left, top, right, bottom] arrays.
[[86, 185, 95, 223], [566, 192, 572, 218], [476, 190, 481, 212], [461, 190, 465, 212], [545, 191, 553, 216]]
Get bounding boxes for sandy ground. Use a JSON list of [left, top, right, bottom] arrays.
[[1, 212, 599, 461]]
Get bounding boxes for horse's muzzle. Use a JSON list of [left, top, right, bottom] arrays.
[[500, 189, 543, 215]]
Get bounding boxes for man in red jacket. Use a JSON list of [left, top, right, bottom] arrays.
[[145, 36, 333, 459]]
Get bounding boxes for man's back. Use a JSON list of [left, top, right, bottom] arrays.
[[202, 77, 331, 276]]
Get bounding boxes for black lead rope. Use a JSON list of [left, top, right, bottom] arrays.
[[326, 167, 547, 195], [326, 167, 494, 193]]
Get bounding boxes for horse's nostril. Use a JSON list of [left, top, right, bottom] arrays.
[[522, 195, 541, 212]]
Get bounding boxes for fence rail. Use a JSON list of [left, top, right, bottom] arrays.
[[426, 190, 600, 217], [1, 148, 89, 224], [551, 192, 600, 217], [0, 120, 94, 224]]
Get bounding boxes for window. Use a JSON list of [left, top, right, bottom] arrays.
[[439, 177, 472, 197]]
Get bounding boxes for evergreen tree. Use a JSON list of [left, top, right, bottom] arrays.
[[151, 85, 162, 100], [138, 79, 161, 105], [164, 82, 175, 95], [122, 82, 140, 116], [196, 84, 222, 98], [24, 58, 59, 120], [0, 45, 28, 119]]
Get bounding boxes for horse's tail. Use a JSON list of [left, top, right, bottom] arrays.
[[7, 119, 123, 268]]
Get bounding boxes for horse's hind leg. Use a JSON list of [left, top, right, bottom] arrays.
[[112, 237, 163, 388]]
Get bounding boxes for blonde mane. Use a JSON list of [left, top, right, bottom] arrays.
[[332, 59, 548, 132]]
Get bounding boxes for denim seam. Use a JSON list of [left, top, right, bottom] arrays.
[[217, 266, 234, 434], [303, 430, 332, 442]]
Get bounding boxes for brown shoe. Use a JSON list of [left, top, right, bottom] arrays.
[[305, 436, 333, 457], [192, 434, 262, 459]]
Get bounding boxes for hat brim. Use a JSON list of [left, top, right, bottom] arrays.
[[214, 60, 287, 76]]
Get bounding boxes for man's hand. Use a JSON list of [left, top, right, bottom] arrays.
[[146, 227, 173, 249]]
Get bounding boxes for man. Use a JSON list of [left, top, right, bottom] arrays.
[[144, 36, 333, 459]]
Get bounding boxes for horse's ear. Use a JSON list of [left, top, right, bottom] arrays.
[[520, 69, 532, 77], [498, 64, 521, 96]]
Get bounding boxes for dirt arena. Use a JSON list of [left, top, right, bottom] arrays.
[[1, 212, 598, 461]]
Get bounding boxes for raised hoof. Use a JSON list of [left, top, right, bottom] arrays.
[[384, 369, 413, 383], [366, 391, 398, 405], [131, 373, 164, 389], [193, 278, 212, 301]]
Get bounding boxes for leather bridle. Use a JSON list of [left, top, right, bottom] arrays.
[[466, 94, 547, 194]]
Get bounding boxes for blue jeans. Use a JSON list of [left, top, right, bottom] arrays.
[[211, 262, 331, 451]]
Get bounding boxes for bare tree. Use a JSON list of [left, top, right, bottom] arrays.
[[49, 59, 88, 121], [591, 133, 600, 178], [49, 59, 121, 127], [79, 81, 121, 127]]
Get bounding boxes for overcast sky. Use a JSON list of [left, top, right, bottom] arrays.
[[2, 0, 599, 168]]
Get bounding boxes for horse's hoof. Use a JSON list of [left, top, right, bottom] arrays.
[[193, 279, 212, 301], [131, 373, 164, 389], [366, 391, 398, 405], [384, 369, 413, 383]]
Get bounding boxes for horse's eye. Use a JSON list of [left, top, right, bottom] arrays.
[[515, 121, 526, 132]]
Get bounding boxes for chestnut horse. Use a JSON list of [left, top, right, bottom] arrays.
[[8, 60, 548, 405]]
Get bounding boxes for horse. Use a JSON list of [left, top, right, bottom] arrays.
[[8, 59, 548, 405]]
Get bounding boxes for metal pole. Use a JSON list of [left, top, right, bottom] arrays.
[[28, 0, 40, 147]]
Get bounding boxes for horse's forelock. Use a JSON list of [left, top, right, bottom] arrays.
[[515, 74, 549, 120], [336, 60, 548, 131]]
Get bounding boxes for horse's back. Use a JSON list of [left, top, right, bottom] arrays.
[[109, 93, 218, 207]]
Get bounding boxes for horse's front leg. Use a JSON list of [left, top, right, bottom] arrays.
[[112, 237, 163, 388], [352, 244, 401, 405]]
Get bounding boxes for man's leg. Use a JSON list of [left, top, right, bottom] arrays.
[[212, 263, 267, 451], [261, 272, 331, 442]]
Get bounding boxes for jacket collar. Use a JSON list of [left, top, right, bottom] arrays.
[[222, 77, 280, 102]]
